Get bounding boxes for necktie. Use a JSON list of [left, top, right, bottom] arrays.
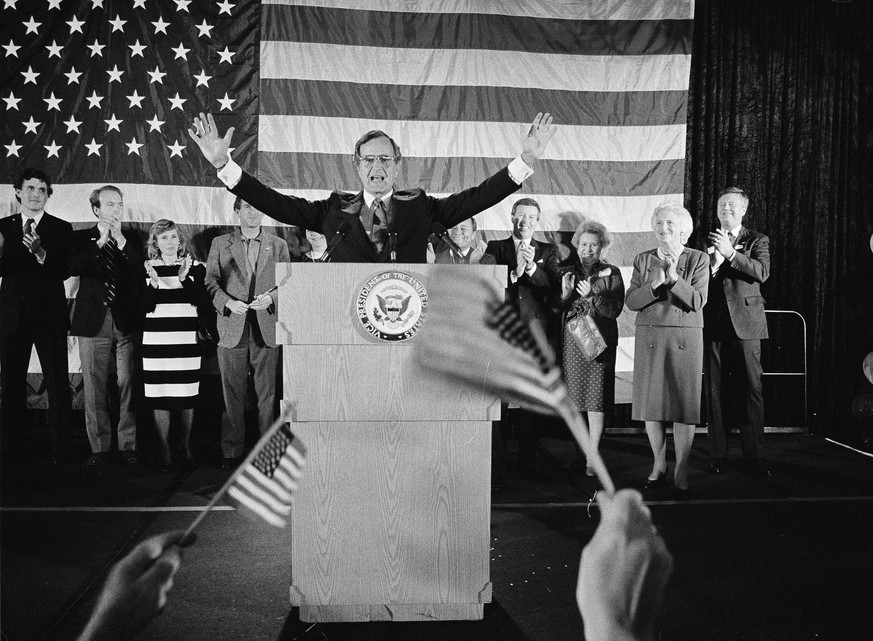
[[100, 236, 119, 305], [727, 230, 736, 244], [371, 200, 388, 252], [246, 238, 259, 302], [24, 217, 34, 236]]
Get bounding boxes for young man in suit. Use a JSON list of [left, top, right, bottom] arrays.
[[205, 197, 291, 467], [187, 112, 556, 263], [704, 187, 771, 476], [486, 197, 560, 476], [0, 167, 73, 463], [68, 186, 144, 466]]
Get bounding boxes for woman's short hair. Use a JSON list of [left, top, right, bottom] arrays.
[[571, 220, 611, 250], [147, 218, 187, 260], [650, 203, 693, 241]]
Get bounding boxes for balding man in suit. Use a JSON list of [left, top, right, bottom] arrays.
[[704, 187, 771, 476]]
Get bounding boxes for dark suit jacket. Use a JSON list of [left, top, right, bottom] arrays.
[[703, 227, 770, 340], [485, 236, 559, 324], [205, 229, 291, 348], [229, 168, 521, 263], [68, 226, 145, 337], [0, 212, 72, 334]]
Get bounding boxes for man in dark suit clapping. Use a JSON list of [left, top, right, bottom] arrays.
[[0, 168, 73, 463], [68, 186, 145, 466], [486, 197, 560, 476], [704, 187, 771, 476]]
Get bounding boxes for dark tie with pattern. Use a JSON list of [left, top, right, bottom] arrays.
[[370, 200, 388, 252], [24, 217, 34, 237], [100, 236, 119, 305]]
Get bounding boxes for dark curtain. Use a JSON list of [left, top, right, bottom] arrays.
[[685, 0, 873, 438]]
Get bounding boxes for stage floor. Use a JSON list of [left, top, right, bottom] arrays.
[[2, 427, 872, 641]]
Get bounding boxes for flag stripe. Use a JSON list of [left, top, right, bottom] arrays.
[[260, 80, 688, 127], [258, 116, 686, 162], [262, 5, 692, 56], [257, 153, 686, 197], [235, 471, 294, 515], [261, 41, 691, 92], [263, 0, 695, 22], [227, 486, 289, 528]]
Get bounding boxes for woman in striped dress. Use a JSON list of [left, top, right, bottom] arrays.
[[142, 219, 210, 468]]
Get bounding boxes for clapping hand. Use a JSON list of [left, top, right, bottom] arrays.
[[22, 226, 43, 257], [516, 243, 535, 278], [188, 112, 235, 169], [248, 294, 272, 311], [520, 112, 557, 165], [177, 255, 192, 281], [577, 490, 673, 641], [708, 228, 734, 259], [561, 272, 576, 300], [145, 262, 160, 288], [576, 276, 592, 297], [225, 300, 249, 315], [663, 252, 679, 284]]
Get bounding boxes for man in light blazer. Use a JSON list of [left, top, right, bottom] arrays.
[[704, 187, 771, 476], [486, 198, 560, 476], [0, 167, 73, 463], [205, 197, 291, 467]]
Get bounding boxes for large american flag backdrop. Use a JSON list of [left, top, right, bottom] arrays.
[[1, 0, 693, 404]]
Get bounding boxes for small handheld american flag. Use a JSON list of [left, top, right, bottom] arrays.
[[413, 268, 614, 494], [183, 408, 307, 541]]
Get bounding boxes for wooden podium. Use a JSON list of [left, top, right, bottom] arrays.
[[275, 262, 505, 622]]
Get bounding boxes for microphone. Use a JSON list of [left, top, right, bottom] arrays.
[[319, 221, 353, 263], [431, 223, 468, 264]]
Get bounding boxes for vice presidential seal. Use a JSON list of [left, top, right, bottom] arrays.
[[356, 271, 428, 342]]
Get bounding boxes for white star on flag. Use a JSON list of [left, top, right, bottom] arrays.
[[47, 0, 62, 9], [45, 40, 63, 58], [104, 113, 123, 132], [86, 91, 104, 108], [147, 66, 166, 84], [217, 93, 235, 111], [171, 43, 190, 60], [3, 92, 20, 110], [152, 17, 169, 34], [22, 66, 38, 84], [167, 140, 185, 157], [43, 93, 62, 111], [195, 19, 213, 38], [63, 116, 82, 133], [66, 16, 85, 34], [85, 138, 102, 156], [107, 65, 124, 83], [5, 140, 22, 157], [145, 116, 165, 132], [126, 138, 144, 155], [129, 40, 146, 57], [133, 0, 147, 9], [193, 69, 212, 87], [23, 16, 41, 35], [64, 67, 82, 84], [23, 116, 39, 134], [168, 93, 186, 110], [108, 15, 126, 31], [87, 40, 105, 57], [217, 47, 233, 64], [174, 0, 192, 13], [127, 91, 145, 108], [217, 1, 234, 17], [44, 140, 61, 158], [3, 39, 20, 57]]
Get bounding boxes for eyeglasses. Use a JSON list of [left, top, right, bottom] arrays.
[[358, 155, 396, 167]]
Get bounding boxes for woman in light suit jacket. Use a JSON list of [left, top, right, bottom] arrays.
[[626, 204, 709, 494]]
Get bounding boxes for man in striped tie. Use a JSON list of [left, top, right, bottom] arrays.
[[69, 187, 145, 466]]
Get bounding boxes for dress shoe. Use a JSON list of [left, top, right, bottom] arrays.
[[708, 459, 726, 474], [644, 470, 668, 489], [121, 450, 138, 465], [585, 466, 596, 478], [220, 457, 239, 470]]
